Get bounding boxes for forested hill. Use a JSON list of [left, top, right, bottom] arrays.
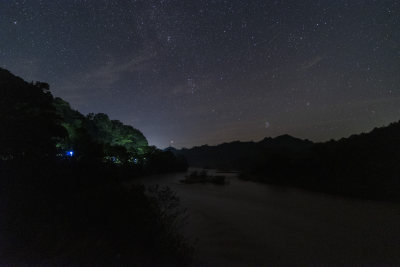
[[175, 122, 400, 200], [174, 135, 313, 169], [0, 67, 187, 171], [53, 97, 149, 161], [0, 68, 192, 265], [0, 66, 148, 158]]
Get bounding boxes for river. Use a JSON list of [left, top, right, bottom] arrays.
[[134, 169, 400, 266]]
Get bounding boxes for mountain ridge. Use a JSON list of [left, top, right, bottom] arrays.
[[174, 134, 313, 169], [173, 120, 400, 200]]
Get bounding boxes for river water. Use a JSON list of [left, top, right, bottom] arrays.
[[134, 169, 400, 266]]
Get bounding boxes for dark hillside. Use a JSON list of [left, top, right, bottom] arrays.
[[176, 122, 400, 201], [177, 135, 313, 169], [0, 68, 191, 265]]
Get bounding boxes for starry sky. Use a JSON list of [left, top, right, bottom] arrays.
[[1, 0, 399, 148]]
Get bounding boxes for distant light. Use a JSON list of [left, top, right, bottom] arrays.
[[133, 158, 138, 164], [66, 150, 74, 157]]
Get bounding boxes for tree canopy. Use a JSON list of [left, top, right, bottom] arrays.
[[0, 68, 66, 159], [1, 67, 187, 171]]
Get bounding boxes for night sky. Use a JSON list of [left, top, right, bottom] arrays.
[[1, 0, 399, 148]]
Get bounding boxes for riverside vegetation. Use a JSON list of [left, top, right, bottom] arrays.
[[0, 68, 192, 265]]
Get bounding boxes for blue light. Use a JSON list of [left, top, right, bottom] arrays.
[[66, 150, 74, 157]]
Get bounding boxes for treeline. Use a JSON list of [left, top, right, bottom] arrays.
[[53, 97, 188, 174], [0, 68, 192, 265], [176, 134, 312, 170], [0, 67, 187, 173], [177, 127, 400, 201], [238, 124, 400, 201]]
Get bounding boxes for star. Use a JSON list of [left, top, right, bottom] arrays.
[[1, 0, 397, 148]]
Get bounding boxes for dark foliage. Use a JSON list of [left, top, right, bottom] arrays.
[[0, 68, 66, 160], [52, 95, 187, 172], [238, 123, 400, 201], [0, 160, 193, 265], [0, 68, 192, 265], [146, 149, 189, 174], [177, 125, 400, 201], [177, 135, 313, 170]]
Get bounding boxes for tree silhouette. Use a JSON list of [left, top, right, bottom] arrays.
[[0, 68, 66, 159]]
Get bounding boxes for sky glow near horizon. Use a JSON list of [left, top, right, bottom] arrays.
[[1, 0, 399, 148]]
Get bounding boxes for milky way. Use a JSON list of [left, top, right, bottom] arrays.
[[1, 0, 399, 148]]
